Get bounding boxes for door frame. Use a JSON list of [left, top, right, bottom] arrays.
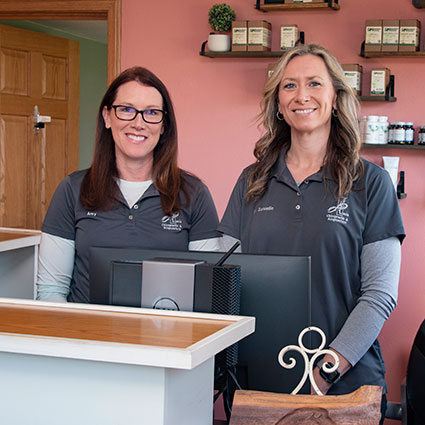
[[0, 0, 121, 83]]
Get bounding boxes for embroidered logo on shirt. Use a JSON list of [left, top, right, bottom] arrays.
[[86, 212, 97, 217], [161, 212, 182, 231], [326, 198, 349, 224], [255, 205, 274, 213]]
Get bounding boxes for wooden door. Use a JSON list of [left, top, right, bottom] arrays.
[[0, 24, 79, 229]]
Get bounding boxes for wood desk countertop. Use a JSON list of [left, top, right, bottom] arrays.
[[0, 227, 41, 252], [0, 298, 255, 370]]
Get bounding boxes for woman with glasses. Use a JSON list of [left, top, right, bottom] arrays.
[[37, 67, 220, 303]]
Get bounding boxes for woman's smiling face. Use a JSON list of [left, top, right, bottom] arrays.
[[103, 81, 164, 175], [278, 54, 337, 138]]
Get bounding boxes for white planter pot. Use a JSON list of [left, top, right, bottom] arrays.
[[207, 33, 231, 52]]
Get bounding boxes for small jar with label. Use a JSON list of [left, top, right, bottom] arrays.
[[388, 122, 396, 144], [365, 115, 380, 144], [404, 122, 415, 145], [377, 116, 389, 144], [393, 122, 405, 144], [418, 126, 425, 145]]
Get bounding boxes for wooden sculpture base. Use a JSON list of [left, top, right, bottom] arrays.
[[230, 385, 383, 425]]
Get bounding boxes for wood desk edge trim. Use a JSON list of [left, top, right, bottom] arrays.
[[0, 297, 253, 322], [187, 317, 256, 368]]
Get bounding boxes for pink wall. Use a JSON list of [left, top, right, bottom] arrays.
[[121, 0, 425, 415]]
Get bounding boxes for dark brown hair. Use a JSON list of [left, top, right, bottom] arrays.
[[246, 44, 363, 202], [80, 66, 189, 215]]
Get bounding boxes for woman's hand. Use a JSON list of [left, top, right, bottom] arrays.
[[311, 348, 352, 395]]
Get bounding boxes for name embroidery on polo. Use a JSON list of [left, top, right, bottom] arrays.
[[326, 198, 349, 224], [86, 212, 97, 217], [255, 205, 274, 213], [161, 212, 183, 231]]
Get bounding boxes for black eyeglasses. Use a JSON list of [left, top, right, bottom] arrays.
[[111, 105, 166, 124]]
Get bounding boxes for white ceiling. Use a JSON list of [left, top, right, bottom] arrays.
[[30, 20, 107, 44]]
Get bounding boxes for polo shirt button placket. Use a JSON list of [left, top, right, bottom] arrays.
[[133, 204, 139, 210], [128, 214, 134, 220], [295, 204, 301, 211]]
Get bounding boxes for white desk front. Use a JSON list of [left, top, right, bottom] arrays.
[[0, 298, 255, 425]]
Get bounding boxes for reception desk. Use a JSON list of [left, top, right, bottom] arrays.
[[0, 228, 41, 299], [0, 298, 255, 425]]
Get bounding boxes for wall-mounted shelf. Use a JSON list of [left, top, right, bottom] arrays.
[[360, 41, 425, 58], [362, 51, 425, 58], [255, 0, 339, 12], [362, 144, 425, 150], [200, 50, 284, 58], [359, 96, 397, 102], [359, 75, 396, 102], [200, 33, 305, 58]]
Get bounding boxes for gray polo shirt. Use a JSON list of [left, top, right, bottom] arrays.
[[218, 154, 405, 394], [42, 169, 219, 303]]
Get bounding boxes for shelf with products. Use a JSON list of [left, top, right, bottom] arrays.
[[254, 0, 340, 12], [362, 143, 425, 150], [360, 41, 425, 58], [358, 75, 396, 102], [200, 50, 284, 58], [362, 51, 425, 58], [359, 96, 397, 102], [200, 33, 305, 58]]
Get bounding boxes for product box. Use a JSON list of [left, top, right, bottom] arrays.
[[280, 25, 298, 50], [382, 20, 399, 52], [341, 64, 363, 96], [232, 21, 248, 52], [248, 20, 272, 52], [365, 20, 382, 52], [399, 19, 421, 52], [370, 68, 391, 96]]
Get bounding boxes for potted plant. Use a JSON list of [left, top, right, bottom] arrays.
[[207, 3, 235, 52]]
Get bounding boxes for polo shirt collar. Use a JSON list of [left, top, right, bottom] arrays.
[[144, 183, 160, 197], [272, 149, 336, 185]]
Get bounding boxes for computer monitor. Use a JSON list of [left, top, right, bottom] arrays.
[[89, 247, 311, 394]]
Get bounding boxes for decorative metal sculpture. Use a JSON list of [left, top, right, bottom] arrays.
[[277, 326, 339, 395]]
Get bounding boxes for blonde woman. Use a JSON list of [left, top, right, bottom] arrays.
[[219, 44, 404, 423]]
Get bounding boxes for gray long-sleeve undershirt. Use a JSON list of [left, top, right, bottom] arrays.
[[329, 236, 401, 366]]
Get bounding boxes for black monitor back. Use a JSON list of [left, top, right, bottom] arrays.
[[89, 247, 311, 394]]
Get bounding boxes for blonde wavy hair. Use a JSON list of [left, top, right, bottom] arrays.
[[246, 43, 363, 202]]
